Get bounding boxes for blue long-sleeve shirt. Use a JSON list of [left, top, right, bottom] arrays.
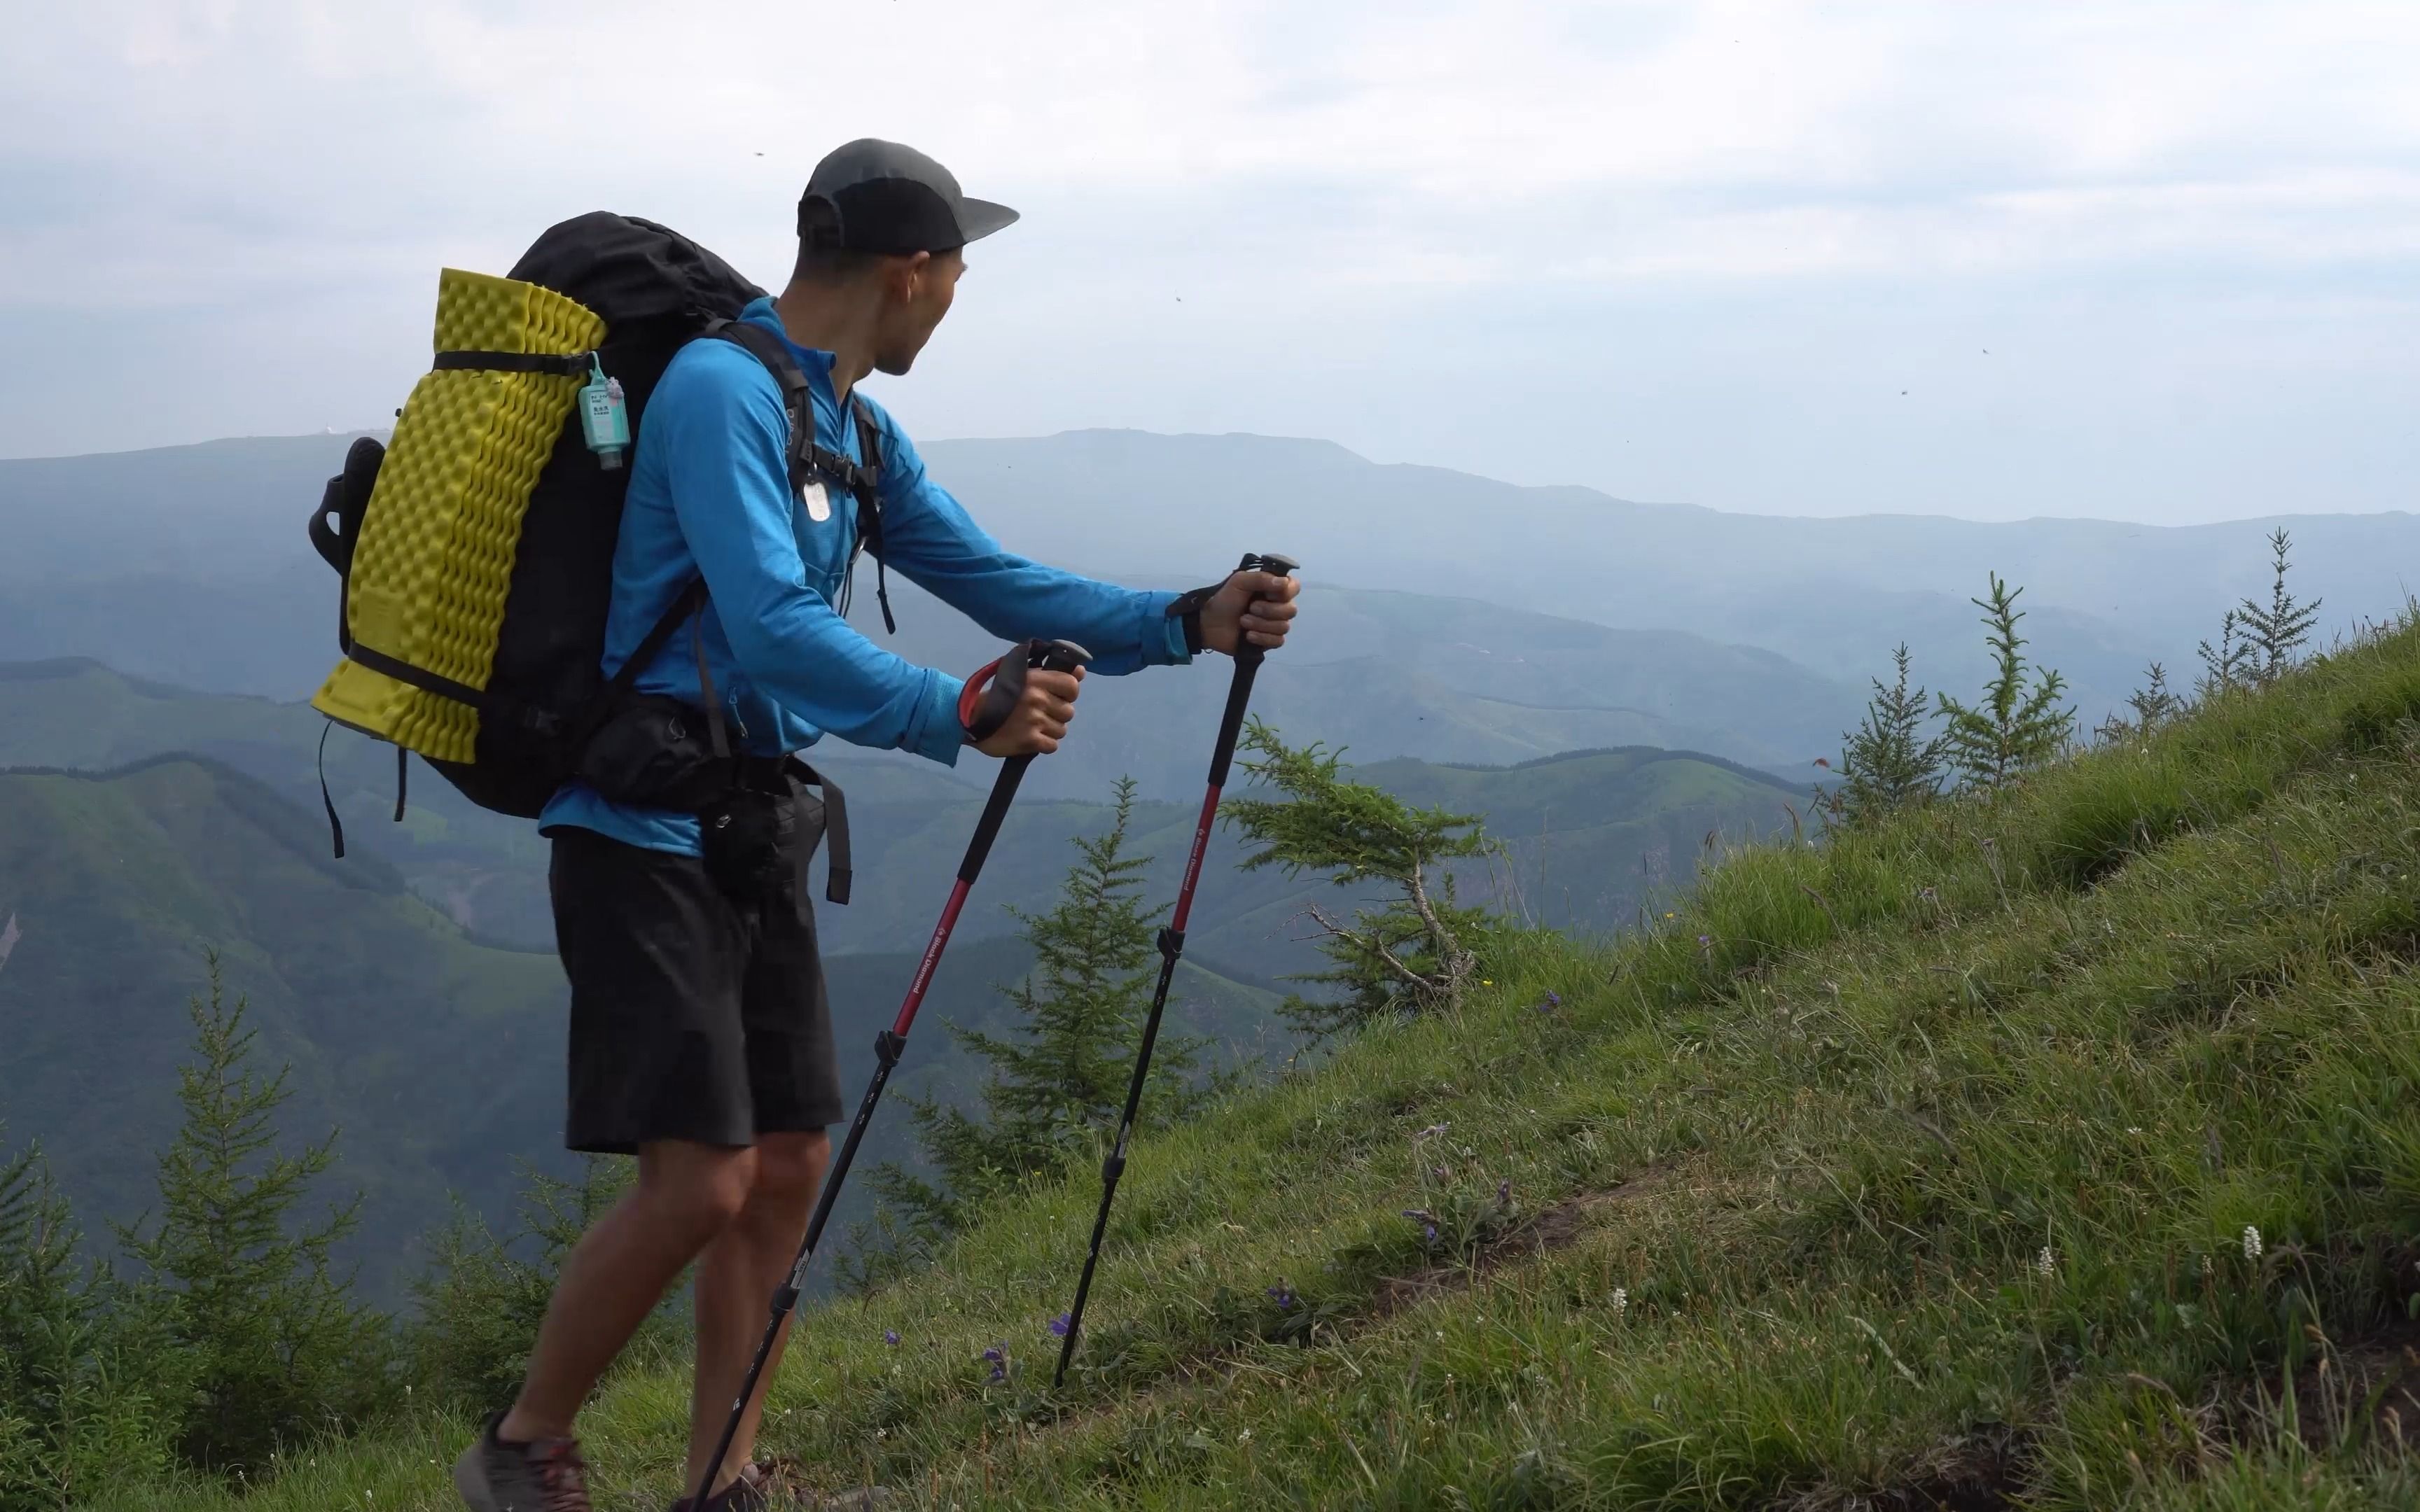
[[539, 297, 1190, 853]]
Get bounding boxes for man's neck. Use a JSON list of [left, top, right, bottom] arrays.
[[770, 282, 877, 399]]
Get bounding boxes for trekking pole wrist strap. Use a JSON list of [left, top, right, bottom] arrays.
[[1164, 584, 1218, 657]]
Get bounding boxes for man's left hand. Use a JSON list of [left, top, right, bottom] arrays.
[[1199, 568, 1300, 655]]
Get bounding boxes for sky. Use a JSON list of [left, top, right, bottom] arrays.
[[1, 0, 2414, 524]]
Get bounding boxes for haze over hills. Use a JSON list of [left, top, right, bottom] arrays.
[[10, 430, 2407, 778], [0, 659, 1806, 961]]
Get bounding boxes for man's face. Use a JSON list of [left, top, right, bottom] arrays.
[[872, 248, 965, 376]]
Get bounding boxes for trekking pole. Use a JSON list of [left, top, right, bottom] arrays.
[[690, 638, 1091, 1511], [1052, 552, 1297, 1390]]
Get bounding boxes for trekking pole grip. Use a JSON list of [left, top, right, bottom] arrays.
[[1232, 552, 1298, 673]]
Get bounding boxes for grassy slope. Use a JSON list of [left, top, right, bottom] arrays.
[[106, 620, 2420, 1508]]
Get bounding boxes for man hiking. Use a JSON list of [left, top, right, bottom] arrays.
[[450, 139, 1298, 1512]]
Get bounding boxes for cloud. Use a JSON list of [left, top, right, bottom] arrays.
[[1, 1, 2415, 522]]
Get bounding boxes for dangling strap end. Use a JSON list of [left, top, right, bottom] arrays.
[[317, 723, 347, 860]]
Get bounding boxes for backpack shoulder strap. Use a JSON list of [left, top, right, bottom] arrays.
[[694, 321, 900, 634], [847, 396, 896, 634], [701, 321, 882, 503]]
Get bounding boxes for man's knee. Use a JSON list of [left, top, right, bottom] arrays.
[[635, 1142, 758, 1236], [751, 1131, 830, 1205]]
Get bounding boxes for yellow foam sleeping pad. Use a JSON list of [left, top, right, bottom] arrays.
[[312, 270, 606, 764]]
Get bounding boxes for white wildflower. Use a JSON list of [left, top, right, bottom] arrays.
[[1611, 1287, 1629, 1317], [2242, 1224, 2262, 1262], [2035, 1246, 2056, 1277]]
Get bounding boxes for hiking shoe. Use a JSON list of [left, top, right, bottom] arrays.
[[667, 1466, 772, 1512], [454, 1411, 593, 1512]]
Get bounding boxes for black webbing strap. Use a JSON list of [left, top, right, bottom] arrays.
[[787, 760, 852, 906], [394, 746, 408, 824], [431, 350, 593, 377], [317, 723, 347, 860], [345, 642, 484, 707], [616, 578, 709, 696], [690, 615, 732, 763], [849, 398, 895, 634]]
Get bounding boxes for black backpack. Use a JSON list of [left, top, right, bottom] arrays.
[[309, 214, 889, 830]]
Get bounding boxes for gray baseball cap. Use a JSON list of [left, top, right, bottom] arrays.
[[798, 139, 1020, 255]]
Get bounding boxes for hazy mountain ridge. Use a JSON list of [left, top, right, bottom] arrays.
[[21, 428, 2408, 782]]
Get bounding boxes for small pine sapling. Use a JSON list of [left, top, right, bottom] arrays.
[[2196, 608, 2252, 699], [1933, 573, 2075, 793], [2237, 527, 2320, 683], [2100, 662, 2180, 743], [1828, 643, 1944, 826]]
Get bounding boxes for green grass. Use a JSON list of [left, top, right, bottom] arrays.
[[103, 622, 2420, 1510]]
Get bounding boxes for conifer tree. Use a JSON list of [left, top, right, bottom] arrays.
[[2100, 662, 2181, 743], [2196, 608, 2252, 699], [0, 1135, 177, 1508], [1223, 722, 1497, 1042], [1829, 643, 1942, 827], [1933, 573, 2075, 793], [871, 780, 1214, 1245], [114, 960, 383, 1474], [2237, 527, 2320, 683]]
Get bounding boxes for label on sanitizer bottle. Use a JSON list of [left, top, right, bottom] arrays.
[[578, 356, 630, 470]]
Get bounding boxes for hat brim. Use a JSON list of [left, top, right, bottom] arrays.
[[955, 197, 1020, 244]]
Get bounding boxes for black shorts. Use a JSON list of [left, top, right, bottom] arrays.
[[548, 814, 844, 1154]]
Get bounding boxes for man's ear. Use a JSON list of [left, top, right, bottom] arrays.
[[893, 250, 933, 303]]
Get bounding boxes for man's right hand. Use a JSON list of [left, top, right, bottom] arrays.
[[969, 665, 1084, 757]]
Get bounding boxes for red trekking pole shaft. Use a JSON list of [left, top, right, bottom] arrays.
[[1053, 552, 1295, 1388], [690, 638, 1090, 1508]]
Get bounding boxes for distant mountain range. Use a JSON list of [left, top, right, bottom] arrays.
[[21, 428, 2402, 782], [0, 658, 1807, 960]]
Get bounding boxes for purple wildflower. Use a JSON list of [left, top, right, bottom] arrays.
[[1267, 1283, 1298, 1311], [1496, 1179, 1512, 1208], [1536, 991, 1563, 1014], [1048, 1313, 1071, 1338], [980, 1343, 1008, 1383], [884, 1329, 900, 1348]]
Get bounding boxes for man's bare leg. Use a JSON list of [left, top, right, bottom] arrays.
[[500, 1140, 759, 1443], [684, 1129, 830, 1498]]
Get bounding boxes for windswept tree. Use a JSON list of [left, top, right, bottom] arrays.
[[1223, 722, 1497, 1042], [1828, 643, 1943, 827], [1934, 573, 2075, 794]]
